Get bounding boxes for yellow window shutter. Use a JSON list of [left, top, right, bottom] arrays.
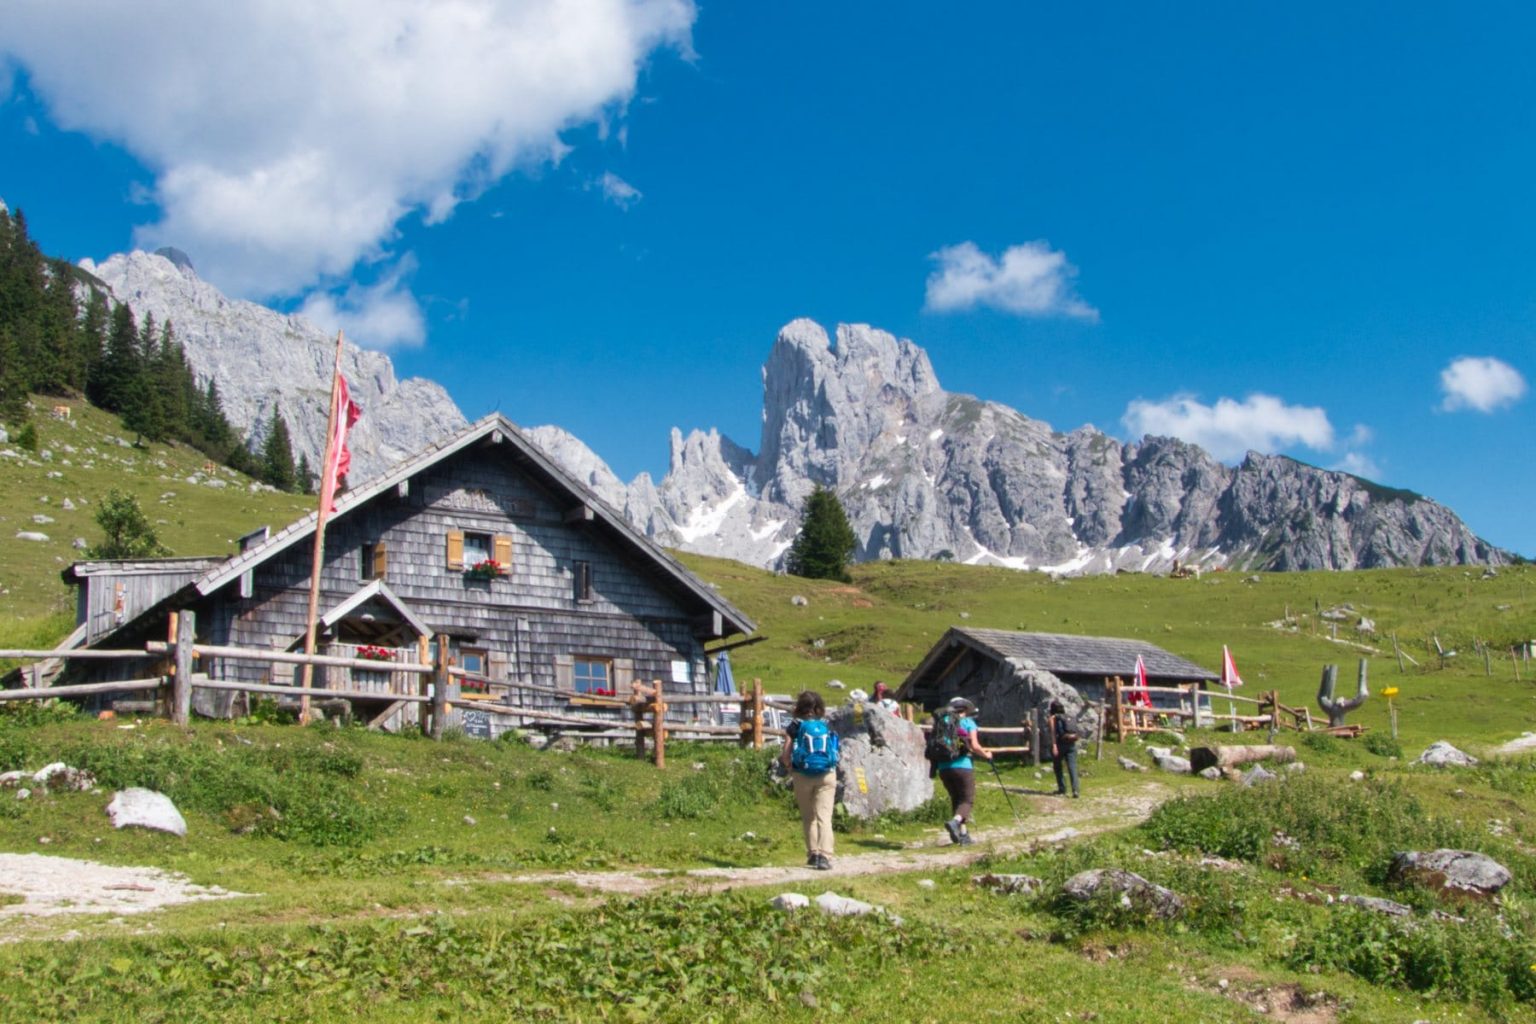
[[373, 540, 388, 580], [493, 534, 513, 574], [446, 530, 464, 570]]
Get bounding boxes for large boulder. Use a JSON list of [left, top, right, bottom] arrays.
[[1415, 741, 1478, 767], [1388, 849, 1510, 901], [825, 699, 933, 818], [973, 660, 1100, 736], [1060, 868, 1185, 920], [106, 788, 187, 836]]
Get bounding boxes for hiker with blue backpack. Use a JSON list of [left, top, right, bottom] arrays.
[[925, 696, 992, 845], [780, 689, 840, 870]]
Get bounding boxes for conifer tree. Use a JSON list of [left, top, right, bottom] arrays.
[[295, 452, 316, 495], [786, 485, 859, 582], [261, 409, 298, 492]]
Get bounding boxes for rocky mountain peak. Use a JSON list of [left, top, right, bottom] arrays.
[[78, 249, 467, 480]]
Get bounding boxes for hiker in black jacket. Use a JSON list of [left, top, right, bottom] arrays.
[[1048, 700, 1080, 798]]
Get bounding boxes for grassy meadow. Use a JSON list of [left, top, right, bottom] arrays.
[[1, 395, 1534, 1021]]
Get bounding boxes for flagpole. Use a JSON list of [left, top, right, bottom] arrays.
[[300, 331, 346, 724]]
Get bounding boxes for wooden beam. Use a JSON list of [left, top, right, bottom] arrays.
[[563, 504, 594, 524]]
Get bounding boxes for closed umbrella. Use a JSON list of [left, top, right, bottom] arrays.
[[714, 651, 737, 696]]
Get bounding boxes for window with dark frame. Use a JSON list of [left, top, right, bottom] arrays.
[[361, 541, 386, 581], [462, 531, 492, 567], [574, 560, 592, 602]]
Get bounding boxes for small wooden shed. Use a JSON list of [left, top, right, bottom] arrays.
[[895, 627, 1218, 717]]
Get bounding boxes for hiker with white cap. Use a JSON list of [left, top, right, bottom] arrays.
[[924, 695, 992, 845]]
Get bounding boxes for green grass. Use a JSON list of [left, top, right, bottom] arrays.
[[0, 395, 312, 637], [2, 396, 1536, 1019]]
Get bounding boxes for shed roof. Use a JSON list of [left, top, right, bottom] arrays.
[[899, 626, 1218, 698]]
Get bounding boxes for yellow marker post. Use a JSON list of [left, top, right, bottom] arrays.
[[1382, 686, 1400, 739]]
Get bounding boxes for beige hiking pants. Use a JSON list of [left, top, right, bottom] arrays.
[[791, 769, 837, 857]]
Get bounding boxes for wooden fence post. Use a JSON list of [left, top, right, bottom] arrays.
[[751, 679, 764, 750], [171, 610, 195, 727], [418, 637, 432, 737], [430, 633, 450, 740], [1095, 700, 1105, 761], [1108, 676, 1124, 742], [651, 679, 666, 769]]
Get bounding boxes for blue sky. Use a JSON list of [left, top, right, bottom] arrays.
[[2, 1, 1532, 555]]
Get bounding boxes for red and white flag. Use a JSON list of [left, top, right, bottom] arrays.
[[1221, 645, 1244, 690], [1130, 653, 1153, 707], [319, 374, 363, 514]]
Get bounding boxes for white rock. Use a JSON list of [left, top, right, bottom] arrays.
[[1349, 770, 1365, 781], [771, 892, 810, 911], [15, 532, 49, 542], [106, 788, 187, 836], [1415, 741, 1478, 767]]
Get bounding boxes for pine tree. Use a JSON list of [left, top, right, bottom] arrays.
[[91, 303, 139, 412], [786, 485, 859, 582], [261, 409, 297, 492], [295, 452, 316, 495]]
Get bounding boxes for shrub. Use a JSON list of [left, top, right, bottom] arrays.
[[1141, 775, 1469, 883], [1362, 731, 1403, 759], [1287, 903, 1536, 1009]]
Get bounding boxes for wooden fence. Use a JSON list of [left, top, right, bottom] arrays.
[[1103, 676, 1312, 741], [0, 610, 793, 768]]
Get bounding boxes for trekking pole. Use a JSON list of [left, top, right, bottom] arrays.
[[987, 758, 1023, 825]]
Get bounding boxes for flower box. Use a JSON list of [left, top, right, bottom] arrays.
[[463, 559, 504, 581]]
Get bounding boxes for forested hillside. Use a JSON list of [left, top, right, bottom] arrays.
[[0, 204, 312, 492]]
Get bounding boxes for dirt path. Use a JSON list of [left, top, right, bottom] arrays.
[[498, 781, 1173, 896], [0, 852, 247, 929]]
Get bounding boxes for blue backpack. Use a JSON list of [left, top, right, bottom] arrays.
[[791, 719, 839, 774]]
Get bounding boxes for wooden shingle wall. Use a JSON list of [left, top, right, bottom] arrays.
[[209, 448, 712, 717]]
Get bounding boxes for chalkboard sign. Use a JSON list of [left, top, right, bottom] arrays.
[[461, 709, 492, 739]]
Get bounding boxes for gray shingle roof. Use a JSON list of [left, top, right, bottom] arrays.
[[901, 627, 1217, 695]]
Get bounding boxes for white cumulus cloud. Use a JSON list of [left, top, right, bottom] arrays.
[[1122, 393, 1335, 463], [298, 256, 426, 350], [1438, 356, 1527, 413], [924, 240, 1098, 320], [0, 0, 694, 321]]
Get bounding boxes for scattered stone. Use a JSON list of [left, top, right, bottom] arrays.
[[0, 770, 26, 788], [917, 879, 936, 889], [1147, 747, 1191, 773], [790, 595, 808, 607], [31, 514, 55, 525], [462, 815, 476, 826], [1239, 765, 1278, 787], [826, 679, 845, 689], [1415, 741, 1478, 767], [771, 893, 810, 911], [1284, 761, 1306, 774], [1388, 849, 1511, 901], [72, 537, 88, 550], [1349, 770, 1366, 781], [1339, 893, 1413, 916], [16, 531, 49, 542], [814, 891, 900, 924], [1198, 766, 1222, 781], [972, 873, 1042, 895], [106, 789, 188, 836], [1117, 756, 1147, 772], [61, 498, 76, 510], [32, 763, 95, 792], [1061, 869, 1184, 920], [16, 788, 31, 801]]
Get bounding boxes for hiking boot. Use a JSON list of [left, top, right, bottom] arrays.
[[944, 819, 963, 845], [814, 854, 833, 870], [806, 854, 819, 867], [958, 833, 975, 846]]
